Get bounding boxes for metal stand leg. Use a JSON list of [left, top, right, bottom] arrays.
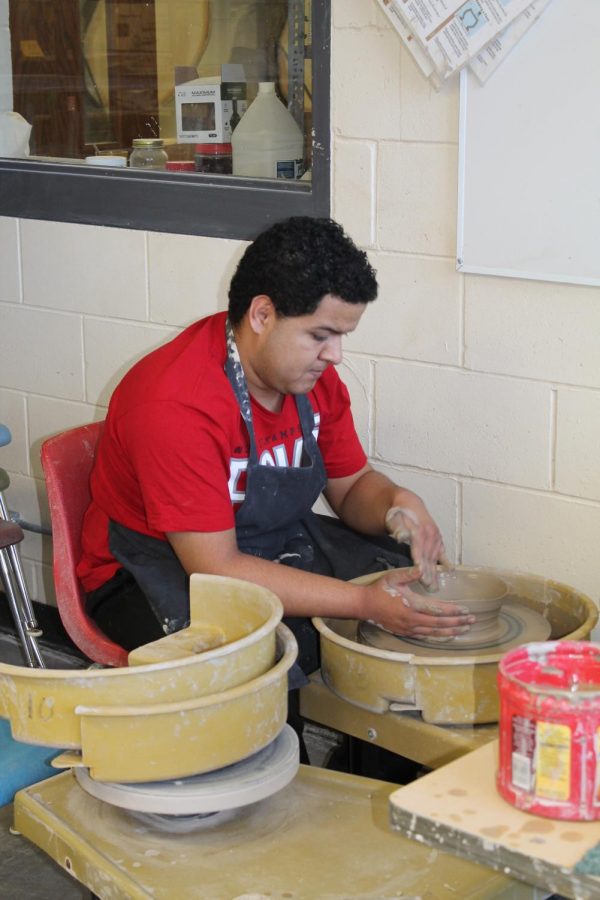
[[0, 519, 45, 668], [4, 537, 44, 634], [0, 431, 46, 668]]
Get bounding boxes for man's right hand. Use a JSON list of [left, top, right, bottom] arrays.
[[361, 567, 475, 639]]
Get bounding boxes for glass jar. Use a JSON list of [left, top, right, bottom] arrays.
[[194, 143, 233, 175], [129, 138, 168, 170]]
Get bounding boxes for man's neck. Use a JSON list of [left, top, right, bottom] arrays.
[[232, 323, 284, 413]]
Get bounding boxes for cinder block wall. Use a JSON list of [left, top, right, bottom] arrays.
[[0, 0, 598, 611]]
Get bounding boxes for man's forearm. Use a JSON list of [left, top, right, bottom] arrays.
[[221, 553, 370, 618], [334, 469, 422, 537], [167, 529, 464, 638], [168, 530, 368, 620]]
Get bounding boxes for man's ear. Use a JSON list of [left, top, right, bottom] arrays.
[[247, 295, 275, 334]]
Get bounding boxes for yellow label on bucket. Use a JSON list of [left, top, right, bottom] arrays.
[[595, 727, 600, 804], [535, 722, 571, 801]]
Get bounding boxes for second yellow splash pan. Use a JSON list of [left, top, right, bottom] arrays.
[[0, 574, 297, 782]]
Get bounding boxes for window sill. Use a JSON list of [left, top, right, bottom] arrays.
[[0, 156, 328, 240]]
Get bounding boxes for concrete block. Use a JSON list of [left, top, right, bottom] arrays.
[[345, 253, 460, 364], [399, 45, 459, 143], [28, 396, 103, 479], [339, 354, 371, 454], [332, 140, 375, 248], [377, 142, 458, 257], [555, 388, 600, 501], [37, 561, 56, 606], [149, 232, 244, 327], [7, 471, 49, 560], [462, 481, 600, 603], [333, 0, 380, 28], [21, 220, 147, 319], [23, 559, 55, 606], [84, 319, 176, 407], [332, 28, 401, 140], [0, 389, 27, 474], [0, 306, 84, 400], [18, 558, 43, 606], [375, 362, 551, 489], [372, 462, 459, 562], [465, 275, 600, 388], [0, 217, 20, 303]]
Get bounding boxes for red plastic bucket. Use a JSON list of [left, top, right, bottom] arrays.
[[497, 641, 600, 820]]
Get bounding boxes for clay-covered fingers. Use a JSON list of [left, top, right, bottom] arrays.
[[385, 506, 448, 591], [399, 607, 473, 639], [438, 550, 454, 570], [364, 577, 474, 638], [408, 525, 447, 591], [383, 565, 422, 587], [402, 587, 468, 618], [385, 506, 417, 544], [401, 585, 475, 635]]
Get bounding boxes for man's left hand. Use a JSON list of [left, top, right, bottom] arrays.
[[385, 503, 450, 591]]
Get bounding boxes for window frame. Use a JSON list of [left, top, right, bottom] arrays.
[[0, 0, 330, 241]]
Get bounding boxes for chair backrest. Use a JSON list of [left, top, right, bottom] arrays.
[[40, 422, 128, 667]]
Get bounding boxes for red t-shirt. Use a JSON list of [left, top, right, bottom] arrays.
[[78, 312, 367, 591]]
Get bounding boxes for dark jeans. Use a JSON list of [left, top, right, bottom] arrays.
[[85, 567, 165, 652]]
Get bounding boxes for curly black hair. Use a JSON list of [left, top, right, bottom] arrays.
[[228, 217, 378, 324]]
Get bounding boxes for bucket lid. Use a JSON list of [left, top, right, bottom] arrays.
[[165, 160, 195, 171], [132, 138, 164, 148], [499, 640, 600, 695], [85, 155, 126, 168], [195, 143, 232, 154]]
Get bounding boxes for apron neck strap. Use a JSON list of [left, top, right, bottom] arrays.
[[224, 316, 318, 457], [225, 317, 258, 459]]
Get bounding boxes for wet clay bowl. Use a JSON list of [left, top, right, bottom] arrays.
[[313, 567, 596, 724], [409, 568, 509, 645]]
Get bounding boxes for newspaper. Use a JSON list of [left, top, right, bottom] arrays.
[[469, 0, 553, 83], [376, 0, 439, 83], [376, 0, 548, 83]]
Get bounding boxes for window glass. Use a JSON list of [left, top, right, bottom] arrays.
[[6, 0, 314, 184], [0, 1, 329, 238]]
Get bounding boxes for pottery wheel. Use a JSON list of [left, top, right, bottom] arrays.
[[358, 600, 551, 657], [74, 724, 299, 817]]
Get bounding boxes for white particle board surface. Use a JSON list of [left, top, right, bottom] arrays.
[[389, 740, 600, 900]]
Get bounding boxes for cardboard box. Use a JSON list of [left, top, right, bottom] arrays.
[[175, 66, 246, 144]]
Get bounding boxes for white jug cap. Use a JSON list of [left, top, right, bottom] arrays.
[[85, 156, 127, 167]]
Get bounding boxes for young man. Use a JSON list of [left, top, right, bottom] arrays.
[[79, 217, 473, 681]]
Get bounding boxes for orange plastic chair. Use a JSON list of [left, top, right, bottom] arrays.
[[40, 422, 128, 667]]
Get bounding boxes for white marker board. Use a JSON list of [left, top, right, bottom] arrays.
[[457, 0, 600, 287]]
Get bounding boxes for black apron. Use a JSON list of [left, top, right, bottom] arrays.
[[106, 319, 412, 685], [223, 319, 328, 682]]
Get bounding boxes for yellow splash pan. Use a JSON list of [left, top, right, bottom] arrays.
[[56, 623, 296, 782], [0, 574, 283, 753], [313, 567, 598, 726]]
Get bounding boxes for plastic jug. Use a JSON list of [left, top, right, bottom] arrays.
[[0, 112, 31, 158], [232, 82, 304, 180]]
